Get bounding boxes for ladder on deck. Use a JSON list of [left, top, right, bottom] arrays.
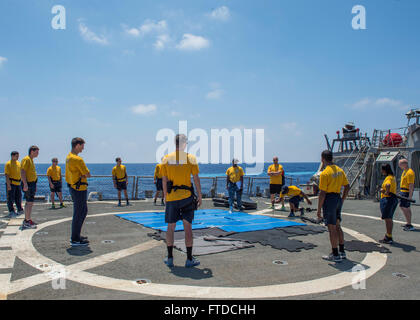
[[343, 145, 371, 198]]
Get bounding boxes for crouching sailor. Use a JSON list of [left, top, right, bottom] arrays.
[[226, 159, 244, 214], [280, 185, 312, 217], [162, 134, 202, 268]]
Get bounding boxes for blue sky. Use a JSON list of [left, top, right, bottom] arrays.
[[0, 0, 419, 163]]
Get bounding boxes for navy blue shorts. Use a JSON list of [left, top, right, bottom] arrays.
[[22, 181, 37, 202], [399, 192, 411, 208], [380, 196, 398, 219], [156, 178, 163, 191], [165, 196, 195, 224], [289, 196, 302, 208], [50, 181, 62, 193], [116, 181, 127, 191], [322, 193, 342, 225], [270, 184, 282, 195]]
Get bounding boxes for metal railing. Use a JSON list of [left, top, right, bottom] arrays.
[[0, 174, 302, 202]]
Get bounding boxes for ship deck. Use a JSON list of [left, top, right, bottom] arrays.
[[0, 197, 419, 300]]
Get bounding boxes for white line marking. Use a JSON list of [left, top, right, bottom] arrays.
[[341, 212, 420, 228], [6, 209, 388, 298]]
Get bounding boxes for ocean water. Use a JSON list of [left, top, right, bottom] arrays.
[[0, 162, 319, 202]]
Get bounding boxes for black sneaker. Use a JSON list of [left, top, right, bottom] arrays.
[[300, 208, 305, 216], [322, 253, 342, 262], [403, 224, 415, 231], [80, 236, 89, 242], [70, 239, 89, 247], [288, 212, 295, 218], [340, 251, 347, 260], [379, 235, 393, 245]]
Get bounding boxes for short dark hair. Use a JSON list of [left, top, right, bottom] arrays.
[[175, 134, 187, 147], [382, 164, 394, 176], [52, 158, 58, 163], [116, 157, 121, 162], [28, 145, 39, 155], [321, 150, 333, 162], [11, 151, 19, 157], [281, 186, 289, 194], [71, 137, 85, 149]]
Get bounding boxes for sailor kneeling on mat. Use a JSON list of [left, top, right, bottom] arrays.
[[279, 185, 312, 217]]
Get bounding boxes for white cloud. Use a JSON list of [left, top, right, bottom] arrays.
[[351, 97, 409, 110], [170, 111, 181, 117], [208, 6, 231, 21], [0, 56, 7, 67], [176, 34, 210, 51], [79, 22, 109, 45], [131, 104, 157, 115], [206, 89, 224, 100], [124, 20, 167, 38], [154, 34, 171, 50]]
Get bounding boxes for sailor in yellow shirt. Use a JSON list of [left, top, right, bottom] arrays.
[[379, 164, 398, 244], [317, 150, 350, 262], [66, 137, 91, 246], [267, 157, 285, 210], [21, 146, 40, 229], [112, 158, 129, 207], [47, 158, 65, 209], [398, 159, 416, 231], [280, 185, 312, 217], [154, 159, 164, 205], [226, 159, 244, 213], [161, 134, 202, 268], [4, 151, 23, 217]]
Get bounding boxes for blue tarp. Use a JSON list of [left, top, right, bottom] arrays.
[[115, 209, 305, 232]]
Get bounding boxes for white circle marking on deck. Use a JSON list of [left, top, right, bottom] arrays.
[[10, 210, 387, 298]]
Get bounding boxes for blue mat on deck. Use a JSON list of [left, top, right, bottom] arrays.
[[115, 209, 305, 232]]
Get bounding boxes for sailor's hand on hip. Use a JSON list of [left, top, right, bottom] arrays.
[[23, 184, 28, 192]]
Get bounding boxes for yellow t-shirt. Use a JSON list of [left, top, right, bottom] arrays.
[[319, 165, 349, 193], [154, 164, 162, 179], [281, 185, 302, 198], [161, 151, 199, 202], [400, 168, 415, 191], [47, 166, 61, 182], [226, 166, 244, 183], [21, 156, 37, 183], [5, 160, 21, 186], [268, 164, 284, 185], [381, 175, 397, 199], [65, 153, 90, 191], [112, 165, 127, 182]]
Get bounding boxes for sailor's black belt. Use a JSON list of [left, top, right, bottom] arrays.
[[9, 178, 21, 183], [401, 188, 409, 191]]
